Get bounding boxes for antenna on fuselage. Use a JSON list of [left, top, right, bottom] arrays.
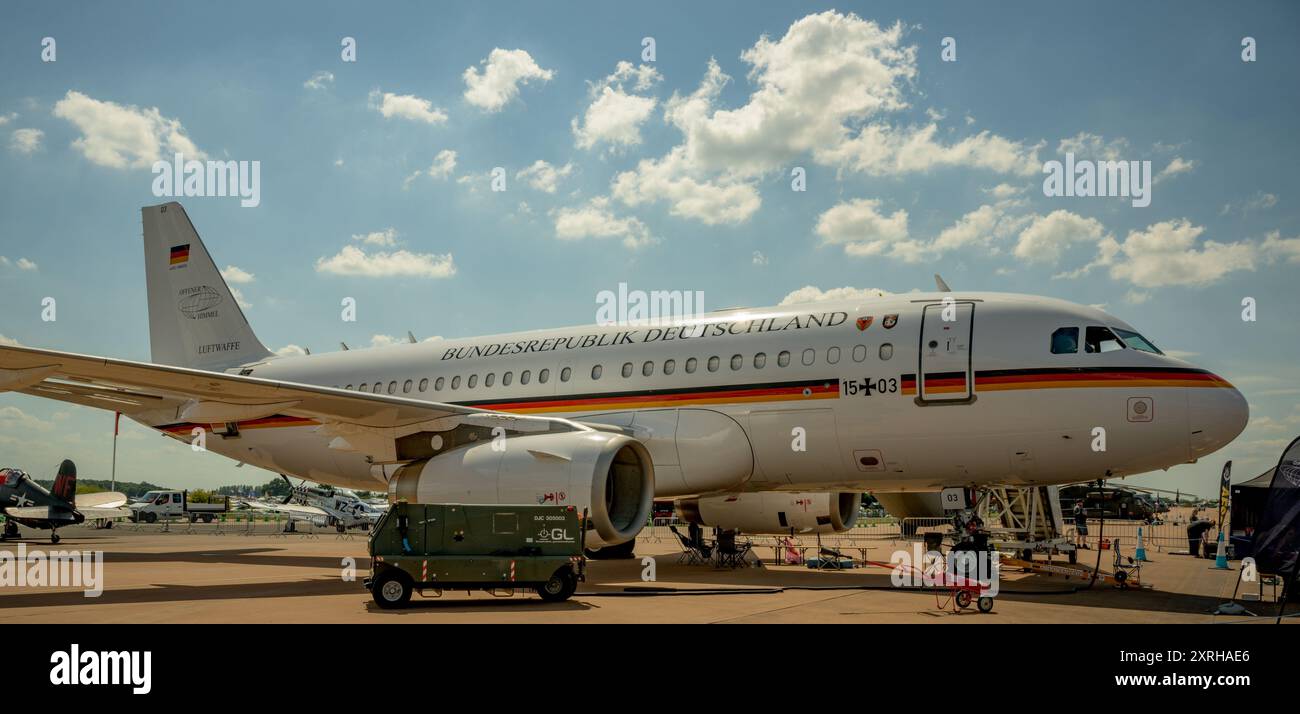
[[340, 342, 350, 351], [934, 274, 952, 292], [407, 331, 417, 344]]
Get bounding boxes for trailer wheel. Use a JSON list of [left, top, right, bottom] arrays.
[[955, 590, 972, 609], [977, 597, 994, 613], [536, 567, 577, 603], [372, 570, 413, 609]]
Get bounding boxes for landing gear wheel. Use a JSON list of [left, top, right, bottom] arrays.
[[50, 533, 60, 544], [955, 590, 973, 609], [977, 596, 994, 613], [536, 568, 578, 603], [371, 570, 413, 609]]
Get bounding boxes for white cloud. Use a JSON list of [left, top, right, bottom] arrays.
[[516, 160, 573, 193], [0, 112, 16, 126], [15, 257, 37, 271], [229, 286, 252, 309], [1014, 210, 1108, 265], [752, 251, 769, 266], [404, 150, 458, 188], [369, 90, 448, 124], [552, 197, 655, 250], [822, 123, 1041, 177], [366, 334, 445, 349], [462, 48, 554, 112], [304, 71, 335, 90], [610, 11, 1038, 226], [9, 128, 43, 154], [815, 198, 916, 259], [779, 286, 891, 305], [572, 62, 661, 151], [352, 228, 399, 247], [984, 183, 1023, 199], [275, 344, 308, 357], [1057, 132, 1129, 162], [52, 90, 206, 168], [315, 245, 456, 278], [611, 147, 761, 225], [0, 406, 54, 433], [220, 265, 255, 284], [931, 202, 1031, 254], [1155, 156, 1197, 183], [1103, 219, 1255, 288], [1124, 289, 1151, 305], [0, 334, 21, 346], [1221, 191, 1278, 216], [1262, 231, 1300, 263]]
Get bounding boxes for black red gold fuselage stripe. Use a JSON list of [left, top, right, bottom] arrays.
[[153, 367, 1232, 433]]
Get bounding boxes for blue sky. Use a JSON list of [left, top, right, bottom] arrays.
[[1, 1, 1298, 493]]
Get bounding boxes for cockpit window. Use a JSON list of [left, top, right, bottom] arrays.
[[1113, 328, 1163, 355], [1051, 327, 1079, 354], [1084, 326, 1125, 353]]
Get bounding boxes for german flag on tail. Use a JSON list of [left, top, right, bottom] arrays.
[[169, 243, 190, 266]]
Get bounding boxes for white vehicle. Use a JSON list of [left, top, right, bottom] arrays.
[[0, 203, 1248, 555], [130, 490, 229, 524]]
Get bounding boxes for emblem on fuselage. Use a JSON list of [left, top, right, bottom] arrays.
[[856, 316, 873, 331], [882, 314, 898, 329]]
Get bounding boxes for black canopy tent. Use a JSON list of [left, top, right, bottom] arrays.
[[1230, 467, 1276, 558]]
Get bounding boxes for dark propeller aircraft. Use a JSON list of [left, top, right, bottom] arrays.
[[1, 460, 130, 543]]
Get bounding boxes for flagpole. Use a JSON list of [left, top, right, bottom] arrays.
[[111, 412, 120, 492]]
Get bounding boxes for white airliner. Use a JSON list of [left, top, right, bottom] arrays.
[[0, 203, 1247, 554]]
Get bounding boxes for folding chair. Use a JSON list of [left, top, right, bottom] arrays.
[[670, 525, 710, 565]]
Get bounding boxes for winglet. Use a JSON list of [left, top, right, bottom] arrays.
[[934, 274, 952, 292]]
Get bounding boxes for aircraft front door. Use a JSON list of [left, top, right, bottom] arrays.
[[918, 301, 975, 402]]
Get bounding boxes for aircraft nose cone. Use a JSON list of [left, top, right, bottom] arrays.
[[1189, 380, 1249, 459]]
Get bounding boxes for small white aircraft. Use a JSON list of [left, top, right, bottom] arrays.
[[0, 203, 1248, 555], [242, 477, 385, 532]]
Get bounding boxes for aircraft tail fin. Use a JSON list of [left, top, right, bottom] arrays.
[[52, 459, 76, 503], [142, 203, 272, 371]]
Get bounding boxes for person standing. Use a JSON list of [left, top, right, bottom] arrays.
[[1073, 501, 1090, 550]]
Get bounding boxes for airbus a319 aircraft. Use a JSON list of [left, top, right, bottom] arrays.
[[0, 203, 1248, 555]]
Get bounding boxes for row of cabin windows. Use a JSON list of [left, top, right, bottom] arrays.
[[337, 343, 895, 393]]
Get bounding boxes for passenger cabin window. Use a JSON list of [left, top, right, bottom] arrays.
[[591, 365, 602, 380], [685, 358, 698, 374], [730, 354, 743, 371], [754, 353, 766, 369], [521, 370, 531, 385], [1085, 326, 1124, 353], [372, 384, 382, 394], [879, 343, 893, 360], [707, 356, 720, 372], [827, 347, 841, 364], [777, 351, 790, 367], [468, 375, 478, 389], [622, 362, 633, 378], [503, 372, 513, 386], [663, 359, 676, 375], [451, 376, 461, 389], [403, 380, 413, 393], [418, 379, 428, 392], [1113, 328, 1163, 355], [1051, 327, 1079, 354], [561, 367, 572, 382], [435, 377, 445, 391], [852, 345, 866, 362], [539, 369, 550, 384], [642, 361, 654, 377], [346, 384, 354, 391], [801, 349, 815, 366], [485, 373, 495, 387], [358, 383, 367, 392]]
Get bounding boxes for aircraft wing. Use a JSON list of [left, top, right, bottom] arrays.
[[79, 506, 133, 519], [251, 501, 329, 519], [77, 491, 129, 509], [0, 343, 586, 464]]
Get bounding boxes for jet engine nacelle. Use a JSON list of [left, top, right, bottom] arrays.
[[387, 431, 654, 548], [675, 491, 863, 534]]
